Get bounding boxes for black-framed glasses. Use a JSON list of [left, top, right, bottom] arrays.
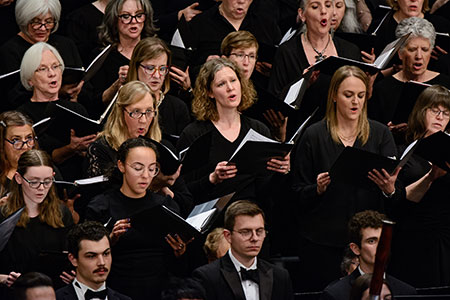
[[123, 108, 157, 119], [30, 20, 56, 30], [139, 64, 169, 77], [428, 107, 450, 119], [5, 137, 35, 150], [126, 162, 159, 177], [35, 64, 62, 74], [118, 13, 146, 24], [230, 53, 257, 61], [232, 228, 267, 240], [21, 175, 54, 189]]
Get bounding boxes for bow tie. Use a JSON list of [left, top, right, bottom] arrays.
[[85, 289, 107, 300], [240, 267, 259, 284]]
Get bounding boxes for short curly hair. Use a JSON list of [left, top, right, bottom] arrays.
[[348, 210, 387, 247], [395, 17, 435, 51], [192, 58, 256, 122]]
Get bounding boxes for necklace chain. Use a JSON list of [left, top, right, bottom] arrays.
[[305, 33, 331, 62]]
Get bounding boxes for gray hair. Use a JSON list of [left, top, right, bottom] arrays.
[[396, 17, 436, 50], [20, 42, 65, 91], [15, 0, 61, 34], [340, 0, 363, 33], [98, 0, 157, 46]]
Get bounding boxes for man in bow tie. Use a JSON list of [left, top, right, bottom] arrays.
[[192, 200, 293, 300], [55, 221, 131, 300]]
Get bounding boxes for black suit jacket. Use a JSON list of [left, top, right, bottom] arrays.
[[192, 252, 293, 300], [56, 284, 132, 300], [320, 268, 417, 300]]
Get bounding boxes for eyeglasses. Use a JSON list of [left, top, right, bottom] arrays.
[[139, 64, 169, 77], [230, 53, 257, 61], [232, 228, 267, 240], [5, 137, 35, 150], [428, 107, 450, 119], [30, 20, 56, 30], [118, 13, 146, 24], [21, 175, 54, 189], [123, 108, 157, 119], [126, 162, 159, 177], [35, 64, 62, 74]]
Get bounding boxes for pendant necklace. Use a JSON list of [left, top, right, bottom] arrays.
[[305, 33, 330, 62]]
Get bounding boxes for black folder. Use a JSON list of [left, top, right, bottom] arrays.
[[179, 131, 212, 176], [334, 31, 376, 53], [0, 207, 24, 252], [414, 131, 450, 171], [61, 44, 113, 85], [329, 146, 414, 187], [435, 32, 450, 52], [256, 71, 313, 117], [391, 81, 430, 124], [37, 250, 74, 278], [312, 33, 410, 75], [132, 193, 234, 241], [53, 103, 103, 137], [32, 117, 53, 138], [52, 90, 117, 137], [228, 129, 294, 174]]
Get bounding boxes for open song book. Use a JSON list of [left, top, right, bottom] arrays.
[[131, 193, 234, 241]]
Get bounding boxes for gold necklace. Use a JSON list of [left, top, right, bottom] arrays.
[[337, 131, 357, 141]]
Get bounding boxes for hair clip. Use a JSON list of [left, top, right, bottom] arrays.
[[0, 121, 6, 128]]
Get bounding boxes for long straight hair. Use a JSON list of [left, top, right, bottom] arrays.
[[98, 81, 162, 150], [2, 150, 63, 228], [325, 65, 370, 145]]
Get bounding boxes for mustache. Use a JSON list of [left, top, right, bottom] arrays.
[[93, 267, 109, 273]]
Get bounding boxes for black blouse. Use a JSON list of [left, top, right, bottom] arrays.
[[389, 149, 450, 287], [0, 205, 73, 283], [85, 189, 179, 300], [292, 119, 399, 247], [369, 73, 450, 125], [177, 115, 272, 203]]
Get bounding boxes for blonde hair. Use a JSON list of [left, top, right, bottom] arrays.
[[98, 81, 162, 150], [127, 37, 171, 94], [2, 150, 63, 228], [325, 65, 370, 145], [192, 58, 256, 122], [203, 227, 227, 262]]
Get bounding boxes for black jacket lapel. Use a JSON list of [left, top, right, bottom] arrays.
[[221, 253, 246, 300], [258, 260, 273, 300]]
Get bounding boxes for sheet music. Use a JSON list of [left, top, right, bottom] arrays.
[[85, 44, 112, 72], [400, 140, 418, 160], [186, 208, 217, 231], [284, 78, 304, 106], [0, 69, 20, 80], [55, 103, 101, 124], [75, 175, 108, 185], [188, 198, 220, 218], [279, 27, 296, 45], [171, 29, 185, 48], [33, 117, 51, 128], [229, 129, 279, 160]]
